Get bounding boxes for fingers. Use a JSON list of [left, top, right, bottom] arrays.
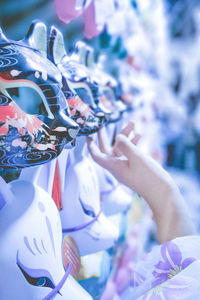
[[97, 127, 111, 154], [88, 121, 141, 166], [114, 134, 137, 161], [121, 121, 135, 137], [87, 136, 112, 169], [113, 122, 140, 157], [113, 121, 135, 157], [87, 136, 130, 186], [121, 121, 141, 144], [131, 133, 141, 145]]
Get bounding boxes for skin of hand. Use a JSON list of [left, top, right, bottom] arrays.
[[87, 121, 196, 244]]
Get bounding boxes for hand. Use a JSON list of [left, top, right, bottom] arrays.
[[87, 121, 172, 201], [87, 122, 196, 243]]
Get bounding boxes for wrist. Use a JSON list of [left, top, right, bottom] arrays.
[[141, 176, 178, 212], [151, 185, 195, 243]]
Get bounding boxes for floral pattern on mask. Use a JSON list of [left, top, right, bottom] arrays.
[[0, 37, 79, 169]]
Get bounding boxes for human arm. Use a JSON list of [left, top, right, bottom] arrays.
[[87, 122, 196, 243]]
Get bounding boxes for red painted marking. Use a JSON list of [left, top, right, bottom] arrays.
[[52, 160, 62, 210], [0, 102, 43, 136]]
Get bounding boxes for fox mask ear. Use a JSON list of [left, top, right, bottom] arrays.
[[48, 26, 67, 65], [74, 40, 87, 64], [74, 41, 95, 68], [0, 27, 9, 44], [85, 45, 95, 68], [0, 177, 14, 211], [24, 20, 47, 57]]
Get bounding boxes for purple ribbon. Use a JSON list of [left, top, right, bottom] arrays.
[[62, 208, 102, 233], [42, 264, 71, 300]]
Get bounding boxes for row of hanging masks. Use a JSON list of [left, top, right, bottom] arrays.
[[0, 20, 130, 173], [0, 20, 133, 300]]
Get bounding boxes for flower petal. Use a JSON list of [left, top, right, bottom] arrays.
[[154, 261, 172, 271], [152, 270, 168, 279], [152, 276, 167, 288], [161, 241, 182, 268], [182, 257, 196, 270]]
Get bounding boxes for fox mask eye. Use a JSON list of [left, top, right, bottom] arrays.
[[17, 251, 55, 290], [79, 197, 96, 218], [6, 86, 49, 117]]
